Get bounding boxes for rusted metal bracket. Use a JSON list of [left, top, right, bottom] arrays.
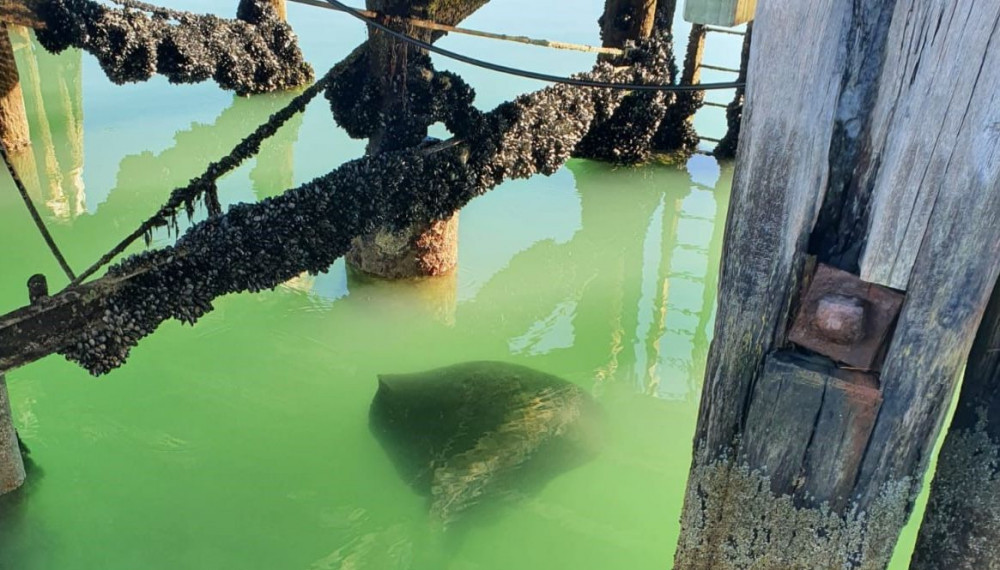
[[788, 263, 904, 372]]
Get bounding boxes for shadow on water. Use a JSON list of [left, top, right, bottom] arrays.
[[0, 453, 48, 569]]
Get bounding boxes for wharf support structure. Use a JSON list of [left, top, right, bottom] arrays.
[[673, 1, 1000, 569]]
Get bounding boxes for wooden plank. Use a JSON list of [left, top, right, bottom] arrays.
[[741, 351, 881, 510], [912, 277, 1000, 568], [859, 2, 1000, 289], [800, 369, 881, 510], [740, 353, 826, 494], [693, 0, 851, 458], [853, 0, 1000, 508], [0, 272, 139, 372]]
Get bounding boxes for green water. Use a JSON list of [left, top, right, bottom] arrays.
[[0, 3, 927, 568]]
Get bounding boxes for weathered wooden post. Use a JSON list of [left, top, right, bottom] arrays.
[[910, 282, 1000, 568], [597, 0, 657, 53], [574, 0, 669, 163], [711, 22, 749, 159], [344, 0, 489, 278], [0, 374, 25, 495], [655, 0, 678, 30], [0, 22, 30, 153], [651, 23, 704, 154], [268, 0, 287, 21], [237, 0, 287, 22], [673, 0, 1000, 567]]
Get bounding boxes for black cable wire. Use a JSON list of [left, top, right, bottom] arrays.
[[0, 141, 77, 281], [322, 0, 744, 92]]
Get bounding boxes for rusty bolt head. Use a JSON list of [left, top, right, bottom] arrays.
[[812, 294, 866, 345], [27, 274, 49, 304]]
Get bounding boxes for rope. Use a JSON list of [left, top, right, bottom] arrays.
[[322, 0, 744, 92], [0, 141, 77, 281], [66, 66, 338, 288], [288, 0, 624, 56]]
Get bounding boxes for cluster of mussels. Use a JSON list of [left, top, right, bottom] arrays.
[[573, 34, 679, 164], [61, 38, 671, 375], [35, 0, 313, 95], [651, 84, 702, 155], [324, 50, 478, 149], [712, 92, 743, 159]]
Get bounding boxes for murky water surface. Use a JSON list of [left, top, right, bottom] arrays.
[[0, 2, 922, 568]]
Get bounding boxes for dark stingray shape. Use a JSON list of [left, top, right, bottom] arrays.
[[369, 361, 603, 525]]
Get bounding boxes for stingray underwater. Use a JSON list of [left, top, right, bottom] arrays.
[[369, 361, 604, 525]]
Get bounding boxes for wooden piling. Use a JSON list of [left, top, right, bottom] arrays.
[[268, 0, 287, 21], [673, 0, 1000, 567], [711, 22, 750, 159], [345, 0, 482, 279], [0, 22, 29, 153], [651, 23, 705, 154], [573, 0, 664, 163], [910, 279, 1000, 569], [598, 0, 657, 53], [237, 0, 287, 22], [0, 374, 25, 496], [654, 0, 678, 30]]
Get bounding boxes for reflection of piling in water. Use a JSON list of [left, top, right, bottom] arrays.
[[565, 161, 675, 387], [346, 264, 457, 326], [250, 102, 302, 200], [53, 49, 84, 216], [643, 189, 686, 395], [0, 23, 30, 153], [0, 375, 25, 495], [13, 29, 85, 220]]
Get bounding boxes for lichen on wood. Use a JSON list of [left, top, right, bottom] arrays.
[[911, 418, 1000, 569], [34, 0, 313, 95], [675, 457, 909, 570]]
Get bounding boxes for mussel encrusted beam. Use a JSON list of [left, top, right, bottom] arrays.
[[4, 0, 313, 95], [0, 39, 672, 375]]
